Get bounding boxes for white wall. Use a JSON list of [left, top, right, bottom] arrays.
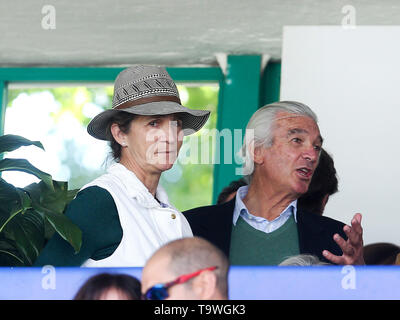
[[281, 26, 400, 245]]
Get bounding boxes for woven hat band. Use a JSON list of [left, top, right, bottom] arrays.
[[114, 95, 181, 110]]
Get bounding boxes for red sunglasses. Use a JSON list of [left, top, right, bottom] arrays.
[[143, 266, 218, 300]]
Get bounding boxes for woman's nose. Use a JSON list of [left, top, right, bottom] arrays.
[[158, 121, 179, 143]]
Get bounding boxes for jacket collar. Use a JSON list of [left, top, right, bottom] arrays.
[[107, 163, 171, 209]]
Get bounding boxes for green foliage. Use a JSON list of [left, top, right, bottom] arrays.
[[0, 134, 82, 266], [60, 139, 106, 191], [7, 87, 112, 190], [7, 86, 113, 128]]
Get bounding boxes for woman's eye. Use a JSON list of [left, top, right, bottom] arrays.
[[314, 145, 322, 151], [149, 120, 158, 127], [292, 137, 302, 143]]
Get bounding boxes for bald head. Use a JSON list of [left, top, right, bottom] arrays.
[[141, 237, 230, 300]]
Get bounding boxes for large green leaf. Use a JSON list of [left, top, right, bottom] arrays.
[[0, 134, 44, 154], [33, 202, 82, 253], [0, 178, 21, 215], [0, 134, 82, 265], [24, 180, 78, 215], [16, 188, 32, 210], [0, 237, 25, 266], [2, 209, 44, 265], [0, 179, 29, 233], [23, 181, 54, 239], [24, 180, 80, 251], [22, 181, 42, 204], [40, 180, 70, 213], [0, 158, 54, 190]]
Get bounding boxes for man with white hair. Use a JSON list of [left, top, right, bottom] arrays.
[[184, 101, 364, 265]]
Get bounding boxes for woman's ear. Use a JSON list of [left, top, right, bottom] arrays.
[[110, 123, 127, 147]]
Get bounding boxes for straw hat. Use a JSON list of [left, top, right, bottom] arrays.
[[87, 65, 211, 140]]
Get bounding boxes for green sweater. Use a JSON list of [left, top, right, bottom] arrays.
[[34, 186, 122, 266], [229, 215, 300, 265]]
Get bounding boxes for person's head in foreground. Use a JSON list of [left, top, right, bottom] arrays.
[[74, 273, 141, 300], [279, 254, 331, 266], [141, 237, 229, 300]]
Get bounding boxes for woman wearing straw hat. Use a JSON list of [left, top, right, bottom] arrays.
[[34, 65, 210, 267]]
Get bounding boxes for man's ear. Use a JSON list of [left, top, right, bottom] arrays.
[[249, 142, 265, 165], [192, 270, 218, 300], [110, 123, 126, 146]]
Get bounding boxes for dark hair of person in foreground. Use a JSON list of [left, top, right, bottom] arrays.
[[74, 273, 141, 300]]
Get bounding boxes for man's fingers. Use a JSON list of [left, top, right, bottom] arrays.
[[343, 225, 360, 246], [333, 233, 354, 256], [351, 213, 363, 235], [323, 214, 365, 265], [323, 250, 342, 264], [354, 212, 362, 224], [344, 216, 363, 247]]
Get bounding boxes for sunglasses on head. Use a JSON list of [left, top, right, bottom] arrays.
[[142, 266, 218, 300]]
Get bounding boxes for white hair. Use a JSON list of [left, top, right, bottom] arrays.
[[238, 101, 318, 182], [279, 254, 330, 266]]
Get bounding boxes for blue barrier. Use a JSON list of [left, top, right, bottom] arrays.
[[0, 266, 399, 300]]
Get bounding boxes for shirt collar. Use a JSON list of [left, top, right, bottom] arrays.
[[107, 163, 171, 208], [233, 185, 298, 225]]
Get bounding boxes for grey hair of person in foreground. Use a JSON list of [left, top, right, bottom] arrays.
[[157, 237, 230, 298], [238, 101, 318, 183], [279, 254, 331, 266]]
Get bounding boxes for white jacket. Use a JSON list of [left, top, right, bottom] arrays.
[[81, 163, 193, 267]]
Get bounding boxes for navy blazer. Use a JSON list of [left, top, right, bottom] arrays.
[[183, 198, 347, 264]]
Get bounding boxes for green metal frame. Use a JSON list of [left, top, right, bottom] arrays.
[[260, 60, 281, 106], [213, 55, 262, 202], [0, 58, 281, 206], [0, 67, 223, 83], [0, 81, 6, 137]]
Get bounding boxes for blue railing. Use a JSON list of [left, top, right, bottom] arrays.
[[1, 266, 399, 300]]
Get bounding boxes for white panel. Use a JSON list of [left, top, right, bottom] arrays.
[[3, 1, 400, 66], [281, 26, 400, 245]]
